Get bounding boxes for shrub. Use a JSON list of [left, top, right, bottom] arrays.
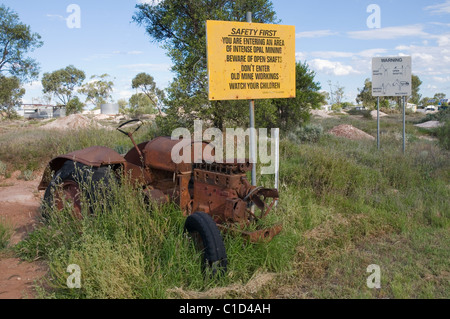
[[0, 219, 13, 250], [436, 120, 450, 150], [19, 169, 35, 181], [0, 161, 6, 176], [288, 124, 323, 144], [417, 107, 450, 124], [66, 96, 85, 115], [347, 109, 373, 119]]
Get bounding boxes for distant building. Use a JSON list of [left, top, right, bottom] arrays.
[[321, 104, 332, 112], [21, 104, 66, 119], [101, 103, 119, 115], [406, 103, 417, 113]]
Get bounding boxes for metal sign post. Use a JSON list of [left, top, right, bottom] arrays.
[[403, 96, 406, 153], [274, 128, 280, 207], [377, 97, 380, 150], [249, 100, 257, 186], [247, 12, 257, 188]]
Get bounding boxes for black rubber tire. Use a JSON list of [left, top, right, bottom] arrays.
[[184, 212, 228, 275], [42, 160, 115, 219]]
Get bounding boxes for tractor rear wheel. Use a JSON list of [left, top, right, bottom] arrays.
[[184, 212, 228, 275], [42, 160, 115, 219]]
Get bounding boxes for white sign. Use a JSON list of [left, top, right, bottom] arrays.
[[372, 56, 412, 97]]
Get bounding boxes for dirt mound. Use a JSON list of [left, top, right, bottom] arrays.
[[93, 114, 113, 121], [311, 109, 334, 118], [40, 114, 105, 130], [370, 110, 388, 118], [414, 121, 443, 129], [328, 124, 375, 141]]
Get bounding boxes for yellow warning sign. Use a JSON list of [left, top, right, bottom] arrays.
[[206, 20, 296, 101]]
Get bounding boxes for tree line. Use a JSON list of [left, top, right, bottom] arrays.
[[0, 4, 164, 118], [356, 76, 447, 109], [7, 1, 414, 134]]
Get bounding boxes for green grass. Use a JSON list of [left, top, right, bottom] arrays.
[[0, 123, 161, 172], [301, 227, 450, 299], [262, 115, 449, 298], [2, 113, 449, 299], [16, 174, 291, 298], [0, 218, 13, 251], [0, 160, 6, 176]]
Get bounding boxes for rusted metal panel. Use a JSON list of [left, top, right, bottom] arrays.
[[54, 180, 82, 219], [144, 188, 169, 205], [124, 142, 148, 166], [122, 162, 153, 186], [45, 146, 126, 178], [217, 224, 283, 243], [54, 146, 126, 167], [38, 146, 127, 190], [178, 174, 192, 216], [144, 137, 215, 174], [144, 137, 190, 173]]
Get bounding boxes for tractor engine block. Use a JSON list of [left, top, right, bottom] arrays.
[[192, 161, 255, 225]]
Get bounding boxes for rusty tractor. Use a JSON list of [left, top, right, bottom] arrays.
[[39, 119, 281, 273]]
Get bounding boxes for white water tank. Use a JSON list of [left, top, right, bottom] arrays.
[[101, 103, 119, 115]]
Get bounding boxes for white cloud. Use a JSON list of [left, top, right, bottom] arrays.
[[84, 50, 145, 61], [357, 48, 388, 58], [295, 52, 307, 61], [83, 53, 114, 61], [137, 0, 162, 5], [307, 48, 388, 59], [112, 50, 144, 55], [309, 51, 354, 59], [412, 53, 435, 64], [308, 59, 360, 76], [348, 25, 428, 40], [429, 22, 450, 27], [23, 81, 43, 91], [433, 76, 450, 83], [390, 40, 450, 77], [116, 89, 135, 100], [296, 30, 338, 38], [433, 33, 450, 46], [296, 48, 388, 61], [46, 14, 65, 22], [425, 1, 450, 14], [127, 51, 144, 55]]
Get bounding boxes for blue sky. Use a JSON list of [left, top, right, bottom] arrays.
[[2, 0, 450, 106]]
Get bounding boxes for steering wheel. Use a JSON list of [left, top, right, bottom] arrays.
[[116, 119, 143, 137]]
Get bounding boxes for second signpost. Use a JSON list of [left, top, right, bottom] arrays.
[[372, 56, 412, 153]]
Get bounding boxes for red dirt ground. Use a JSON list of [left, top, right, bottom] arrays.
[[0, 171, 47, 299]]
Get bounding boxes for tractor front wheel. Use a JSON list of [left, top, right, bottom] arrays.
[[184, 212, 228, 276]]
